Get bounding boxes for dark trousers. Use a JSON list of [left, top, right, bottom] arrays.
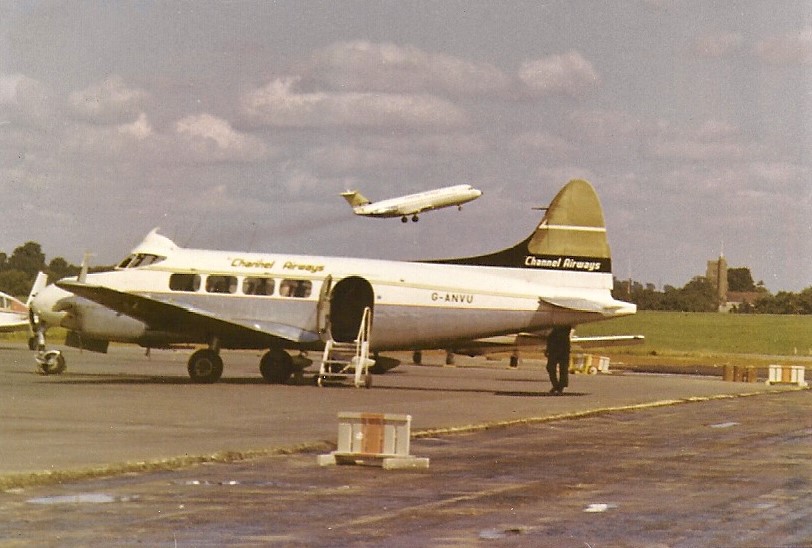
[[546, 356, 569, 391]]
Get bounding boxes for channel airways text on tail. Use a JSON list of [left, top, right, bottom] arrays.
[[29, 179, 635, 384], [340, 184, 482, 223]]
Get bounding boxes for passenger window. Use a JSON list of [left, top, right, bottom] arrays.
[[280, 279, 312, 298], [169, 273, 201, 292], [243, 277, 274, 296], [206, 275, 238, 294]]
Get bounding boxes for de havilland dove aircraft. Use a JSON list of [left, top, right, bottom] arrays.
[[29, 179, 635, 384], [0, 272, 48, 333], [340, 184, 482, 222]]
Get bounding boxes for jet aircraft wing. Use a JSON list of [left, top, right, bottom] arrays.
[[57, 280, 321, 346]]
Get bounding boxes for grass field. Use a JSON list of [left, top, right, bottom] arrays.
[[574, 311, 812, 368]]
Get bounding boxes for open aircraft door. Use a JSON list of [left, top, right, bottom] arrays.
[[329, 276, 374, 343], [317, 275, 333, 342]]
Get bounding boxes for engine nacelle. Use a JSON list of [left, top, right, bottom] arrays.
[[59, 299, 147, 342]]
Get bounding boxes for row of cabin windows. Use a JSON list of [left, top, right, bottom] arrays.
[[168, 273, 312, 298]]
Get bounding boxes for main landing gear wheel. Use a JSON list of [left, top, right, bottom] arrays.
[[412, 215, 419, 222], [187, 349, 223, 384], [401, 216, 408, 223], [259, 349, 293, 384], [36, 350, 66, 375], [412, 351, 422, 365]]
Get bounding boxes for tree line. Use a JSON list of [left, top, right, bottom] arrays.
[[614, 266, 812, 314], [0, 241, 110, 298]]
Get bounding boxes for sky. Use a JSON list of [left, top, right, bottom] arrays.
[[0, 0, 810, 291]]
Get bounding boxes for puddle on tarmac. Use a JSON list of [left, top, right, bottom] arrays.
[[27, 493, 137, 505], [479, 526, 530, 539]]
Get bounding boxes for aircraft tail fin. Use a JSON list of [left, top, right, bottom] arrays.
[[340, 190, 371, 208], [428, 179, 612, 273], [26, 272, 49, 307]]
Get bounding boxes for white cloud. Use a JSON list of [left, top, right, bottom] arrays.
[[241, 76, 469, 128], [0, 74, 26, 105], [0, 73, 54, 126], [118, 112, 153, 140], [305, 40, 511, 97], [63, 112, 268, 165], [173, 113, 269, 163], [755, 26, 812, 65], [69, 76, 148, 124], [692, 32, 744, 58], [566, 109, 644, 144], [512, 132, 577, 160], [645, 119, 768, 163], [518, 51, 600, 97], [307, 132, 487, 175]]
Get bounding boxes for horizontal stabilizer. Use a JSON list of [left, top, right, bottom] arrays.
[[541, 296, 635, 315]]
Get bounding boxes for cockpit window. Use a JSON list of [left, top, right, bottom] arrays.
[[118, 253, 165, 269]]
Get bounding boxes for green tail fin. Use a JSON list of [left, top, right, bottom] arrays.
[[427, 179, 612, 273]]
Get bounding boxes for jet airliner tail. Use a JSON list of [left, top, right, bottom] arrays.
[[340, 190, 371, 208]]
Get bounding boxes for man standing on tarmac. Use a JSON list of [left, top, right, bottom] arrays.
[[546, 326, 572, 395]]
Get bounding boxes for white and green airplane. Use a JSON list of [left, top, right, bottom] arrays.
[[30, 179, 635, 383]]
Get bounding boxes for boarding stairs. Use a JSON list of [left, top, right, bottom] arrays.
[[317, 307, 374, 388]]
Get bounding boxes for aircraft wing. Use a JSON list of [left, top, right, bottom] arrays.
[[57, 280, 321, 345], [572, 335, 645, 348], [0, 318, 30, 333], [446, 332, 644, 357]]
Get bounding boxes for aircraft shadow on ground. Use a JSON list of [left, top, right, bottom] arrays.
[[43, 372, 586, 396], [41, 374, 267, 386]]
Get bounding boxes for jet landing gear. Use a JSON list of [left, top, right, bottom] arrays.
[[401, 215, 419, 223]]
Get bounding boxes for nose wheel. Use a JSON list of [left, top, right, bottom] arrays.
[[32, 316, 67, 375], [36, 349, 66, 375]]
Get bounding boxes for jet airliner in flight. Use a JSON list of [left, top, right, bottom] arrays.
[[341, 184, 482, 222]]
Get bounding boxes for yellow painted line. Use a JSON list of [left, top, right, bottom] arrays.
[[412, 387, 809, 438], [0, 441, 333, 491]]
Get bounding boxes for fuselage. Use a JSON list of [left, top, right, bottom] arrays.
[[31, 242, 633, 352]]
